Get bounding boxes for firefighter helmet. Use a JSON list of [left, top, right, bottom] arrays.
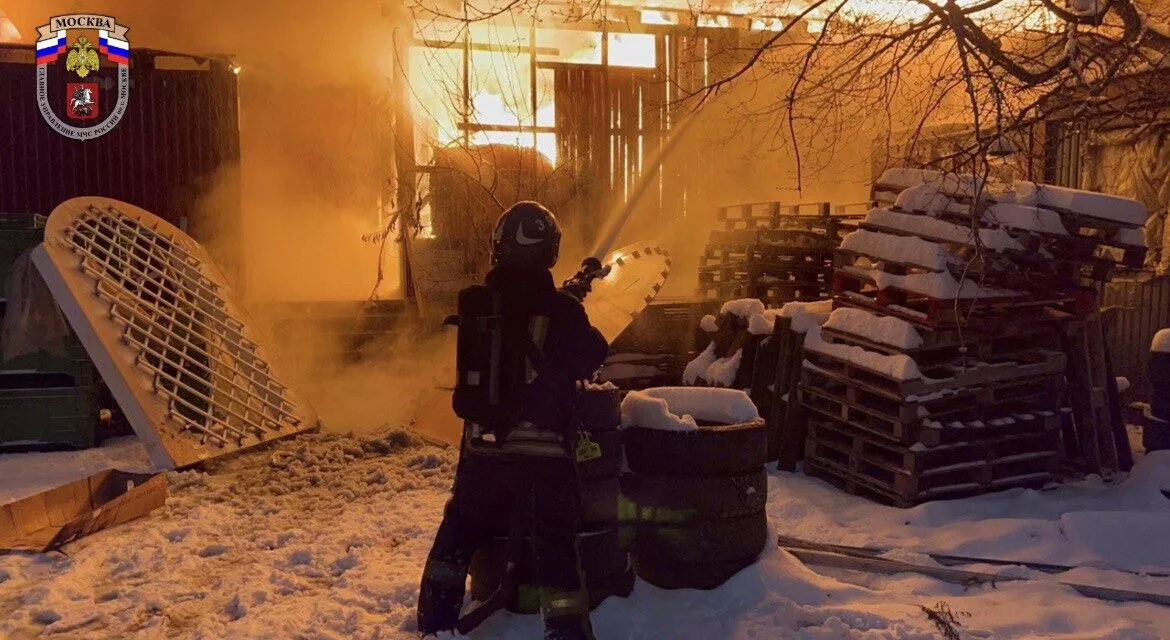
[[490, 201, 562, 269]]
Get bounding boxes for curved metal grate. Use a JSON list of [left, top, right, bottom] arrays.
[[584, 244, 671, 344], [35, 198, 318, 467]]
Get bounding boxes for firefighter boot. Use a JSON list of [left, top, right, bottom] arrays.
[[544, 613, 596, 640], [541, 588, 594, 640], [417, 557, 467, 636]]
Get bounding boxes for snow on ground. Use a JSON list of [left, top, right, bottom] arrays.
[[0, 437, 157, 504], [3, 431, 1170, 640]]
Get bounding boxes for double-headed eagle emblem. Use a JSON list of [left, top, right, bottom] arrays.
[[65, 35, 99, 78]]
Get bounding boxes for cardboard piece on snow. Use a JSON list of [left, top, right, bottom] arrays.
[[0, 469, 167, 552]]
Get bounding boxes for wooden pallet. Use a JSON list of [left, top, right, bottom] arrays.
[[804, 423, 1060, 508], [1061, 317, 1132, 473], [698, 265, 830, 287], [807, 414, 1060, 474], [702, 245, 833, 267], [831, 274, 1086, 328], [818, 315, 1066, 366], [834, 247, 946, 275], [803, 342, 1065, 400], [698, 282, 828, 304], [716, 202, 832, 227], [799, 366, 1064, 445]]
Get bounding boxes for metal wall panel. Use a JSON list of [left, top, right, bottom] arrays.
[[0, 45, 241, 266], [1103, 276, 1170, 399]]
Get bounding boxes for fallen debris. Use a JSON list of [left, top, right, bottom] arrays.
[[0, 469, 166, 552], [32, 197, 322, 469], [778, 534, 1170, 608]]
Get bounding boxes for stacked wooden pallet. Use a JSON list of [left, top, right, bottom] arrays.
[[800, 309, 1068, 506], [697, 202, 842, 306], [800, 168, 1147, 505]]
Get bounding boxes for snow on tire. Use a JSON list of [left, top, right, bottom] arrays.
[[623, 420, 768, 477], [620, 469, 767, 522]]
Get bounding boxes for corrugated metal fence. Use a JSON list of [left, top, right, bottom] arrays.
[[0, 44, 241, 268], [1103, 276, 1170, 398]]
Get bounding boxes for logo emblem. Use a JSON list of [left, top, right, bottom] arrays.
[[67, 83, 98, 119], [515, 220, 545, 245], [35, 14, 130, 140]]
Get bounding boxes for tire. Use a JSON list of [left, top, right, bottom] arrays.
[[634, 553, 757, 591], [580, 476, 620, 525], [623, 421, 768, 477], [620, 469, 767, 523], [632, 511, 767, 565], [576, 429, 622, 480], [578, 388, 622, 430]]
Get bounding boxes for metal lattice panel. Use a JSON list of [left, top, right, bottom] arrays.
[[585, 244, 671, 344], [33, 197, 319, 468]]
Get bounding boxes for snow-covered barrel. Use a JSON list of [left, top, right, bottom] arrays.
[[1147, 330, 1170, 452], [468, 387, 633, 614], [619, 387, 768, 589]]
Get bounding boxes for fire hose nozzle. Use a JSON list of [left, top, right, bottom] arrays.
[[562, 257, 610, 301]]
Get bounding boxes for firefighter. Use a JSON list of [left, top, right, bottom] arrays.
[[417, 201, 609, 640]]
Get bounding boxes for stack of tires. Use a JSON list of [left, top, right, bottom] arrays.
[[620, 388, 769, 589], [469, 388, 634, 613]]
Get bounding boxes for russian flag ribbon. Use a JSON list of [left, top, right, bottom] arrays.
[[98, 29, 130, 65], [35, 30, 67, 64]]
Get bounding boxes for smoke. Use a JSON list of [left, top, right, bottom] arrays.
[[262, 311, 459, 438]]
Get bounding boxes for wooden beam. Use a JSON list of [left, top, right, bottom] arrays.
[[781, 545, 1170, 608], [412, 38, 560, 56]]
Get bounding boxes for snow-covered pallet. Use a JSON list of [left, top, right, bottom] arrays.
[[702, 244, 834, 272], [831, 268, 1085, 327], [699, 260, 830, 283], [869, 173, 1148, 277], [715, 201, 833, 231], [699, 206, 849, 307], [699, 280, 827, 306], [799, 366, 1064, 445], [804, 336, 1066, 399], [818, 317, 1064, 367], [804, 415, 1060, 507]]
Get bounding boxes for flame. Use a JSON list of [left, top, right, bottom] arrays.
[[608, 33, 656, 68], [467, 91, 557, 163]]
